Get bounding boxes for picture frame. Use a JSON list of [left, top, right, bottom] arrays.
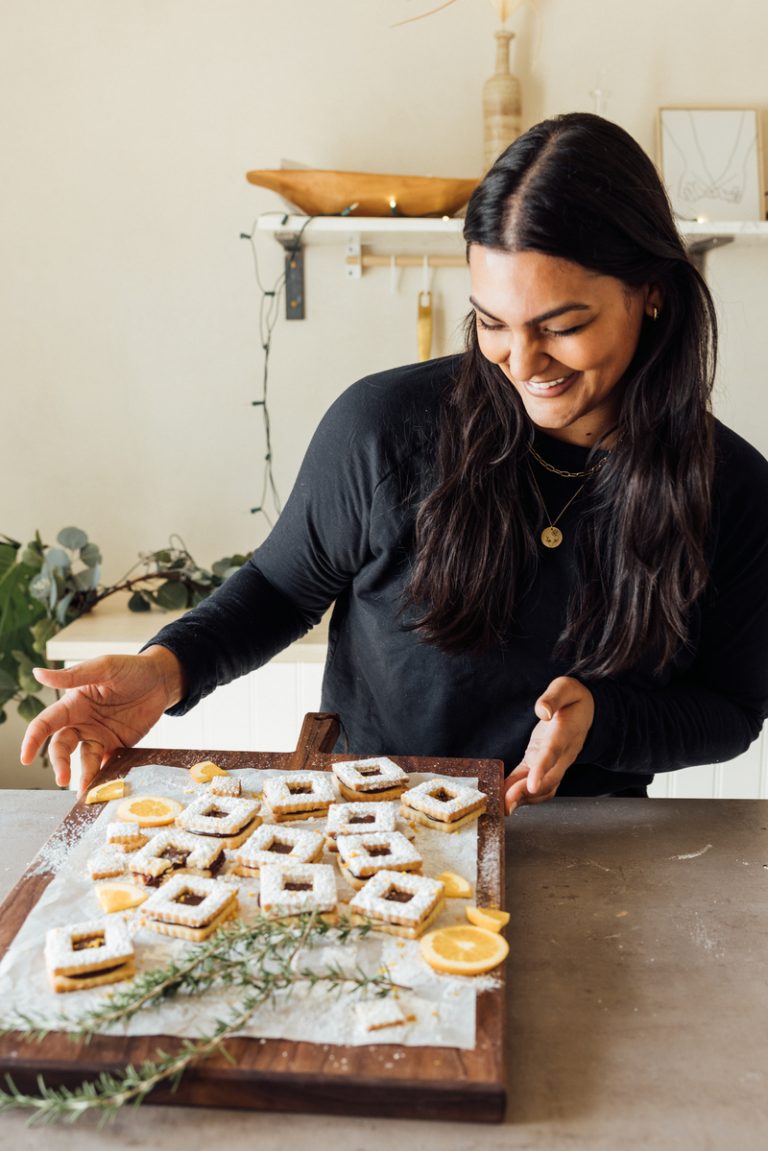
[[657, 106, 764, 223]]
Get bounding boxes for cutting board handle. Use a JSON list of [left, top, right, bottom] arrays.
[[288, 712, 340, 771]]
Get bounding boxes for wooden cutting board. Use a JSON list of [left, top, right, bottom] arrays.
[[0, 716, 507, 1123]]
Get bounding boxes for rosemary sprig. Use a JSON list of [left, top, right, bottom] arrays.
[[0, 913, 405, 1123]]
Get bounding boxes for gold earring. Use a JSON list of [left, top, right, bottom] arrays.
[[652, 306, 659, 321]]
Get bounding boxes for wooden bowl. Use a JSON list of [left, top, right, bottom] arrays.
[[245, 169, 479, 218]]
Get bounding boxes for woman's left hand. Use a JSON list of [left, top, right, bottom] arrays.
[[504, 676, 595, 815]]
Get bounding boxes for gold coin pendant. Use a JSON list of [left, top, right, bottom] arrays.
[[541, 526, 563, 549]]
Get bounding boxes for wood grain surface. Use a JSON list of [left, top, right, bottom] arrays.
[[0, 717, 506, 1122]]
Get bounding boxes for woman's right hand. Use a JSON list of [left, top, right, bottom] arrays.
[[20, 646, 186, 792]]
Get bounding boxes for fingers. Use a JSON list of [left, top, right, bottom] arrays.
[[20, 696, 77, 765], [78, 740, 107, 794], [47, 728, 81, 788]]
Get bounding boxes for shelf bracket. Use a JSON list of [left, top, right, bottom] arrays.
[[275, 233, 305, 320], [686, 234, 734, 276]]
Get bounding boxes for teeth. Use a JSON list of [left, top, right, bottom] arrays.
[[528, 376, 568, 389]]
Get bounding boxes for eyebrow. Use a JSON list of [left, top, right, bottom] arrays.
[[469, 297, 592, 326]]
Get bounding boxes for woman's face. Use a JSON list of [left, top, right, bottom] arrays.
[[468, 246, 658, 446]]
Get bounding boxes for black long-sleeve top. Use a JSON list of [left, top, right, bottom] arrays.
[[149, 356, 768, 796]]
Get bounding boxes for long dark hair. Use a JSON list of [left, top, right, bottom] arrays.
[[406, 112, 717, 677]]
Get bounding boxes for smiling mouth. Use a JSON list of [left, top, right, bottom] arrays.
[[523, 372, 578, 394]]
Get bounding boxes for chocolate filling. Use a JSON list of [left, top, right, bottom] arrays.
[[287, 783, 313, 795], [67, 963, 129, 979], [161, 847, 190, 866], [348, 815, 375, 825], [356, 767, 383, 778], [175, 890, 206, 906], [384, 887, 413, 904], [430, 788, 454, 804], [205, 807, 229, 819], [192, 816, 258, 839], [267, 841, 294, 854], [366, 845, 391, 857], [285, 882, 312, 892]]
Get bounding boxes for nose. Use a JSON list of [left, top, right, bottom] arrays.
[[502, 330, 551, 384]]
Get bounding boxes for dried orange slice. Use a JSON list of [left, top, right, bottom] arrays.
[[84, 778, 126, 805], [465, 906, 510, 932], [95, 883, 148, 913], [189, 760, 228, 783], [115, 796, 182, 827], [436, 871, 473, 899], [420, 925, 509, 976]]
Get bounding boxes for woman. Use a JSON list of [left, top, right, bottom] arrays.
[[22, 113, 768, 811]]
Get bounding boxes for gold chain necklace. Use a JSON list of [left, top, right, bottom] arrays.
[[528, 442, 606, 480], [527, 465, 588, 549]]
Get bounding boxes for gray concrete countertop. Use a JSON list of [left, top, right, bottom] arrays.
[[0, 792, 766, 1150]]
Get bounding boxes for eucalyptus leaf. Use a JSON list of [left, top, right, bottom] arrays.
[[0, 542, 18, 578], [74, 568, 99, 592], [17, 695, 46, 722], [57, 527, 89, 551], [20, 545, 44, 570], [128, 591, 151, 612], [55, 591, 75, 625], [0, 669, 17, 692], [79, 543, 102, 568], [155, 580, 189, 610], [43, 548, 71, 573]]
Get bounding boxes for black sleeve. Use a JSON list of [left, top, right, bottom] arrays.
[[146, 376, 388, 714], [579, 426, 768, 774]]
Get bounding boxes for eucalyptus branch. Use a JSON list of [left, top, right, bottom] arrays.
[[0, 914, 405, 1123]]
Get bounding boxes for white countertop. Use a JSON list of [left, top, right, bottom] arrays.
[[46, 592, 329, 664]]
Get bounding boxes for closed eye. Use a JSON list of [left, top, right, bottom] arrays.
[[541, 323, 589, 337]]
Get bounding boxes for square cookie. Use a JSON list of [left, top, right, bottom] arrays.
[[262, 772, 336, 822], [259, 863, 337, 917], [400, 778, 487, 831], [140, 875, 239, 942], [349, 870, 445, 939], [45, 917, 135, 993], [331, 757, 408, 802], [232, 823, 324, 877]]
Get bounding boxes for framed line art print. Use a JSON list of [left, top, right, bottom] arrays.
[[657, 107, 764, 223]]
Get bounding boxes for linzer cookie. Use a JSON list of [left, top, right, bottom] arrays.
[[232, 823, 324, 877], [128, 828, 225, 887], [140, 875, 239, 942], [400, 778, 487, 832], [336, 830, 423, 890], [45, 917, 135, 993], [324, 801, 398, 852], [176, 793, 261, 849], [331, 757, 408, 802], [349, 870, 445, 939], [261, 772, 336, 822], [259, 863, 337, 918]]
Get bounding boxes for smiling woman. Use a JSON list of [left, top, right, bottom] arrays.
[[21, 114, 768, 814]]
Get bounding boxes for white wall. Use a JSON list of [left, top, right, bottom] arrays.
[[2, 0, 767, 785]]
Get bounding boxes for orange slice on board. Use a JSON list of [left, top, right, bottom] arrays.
[[95, 883, 148, 913], [436, 871, 473, 899], [465, 906, 510, 932], [84, 779, 126, 805], [420, 925, 509, 976], [115, 796, 182, 827], [189, 760, 228, 783]]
